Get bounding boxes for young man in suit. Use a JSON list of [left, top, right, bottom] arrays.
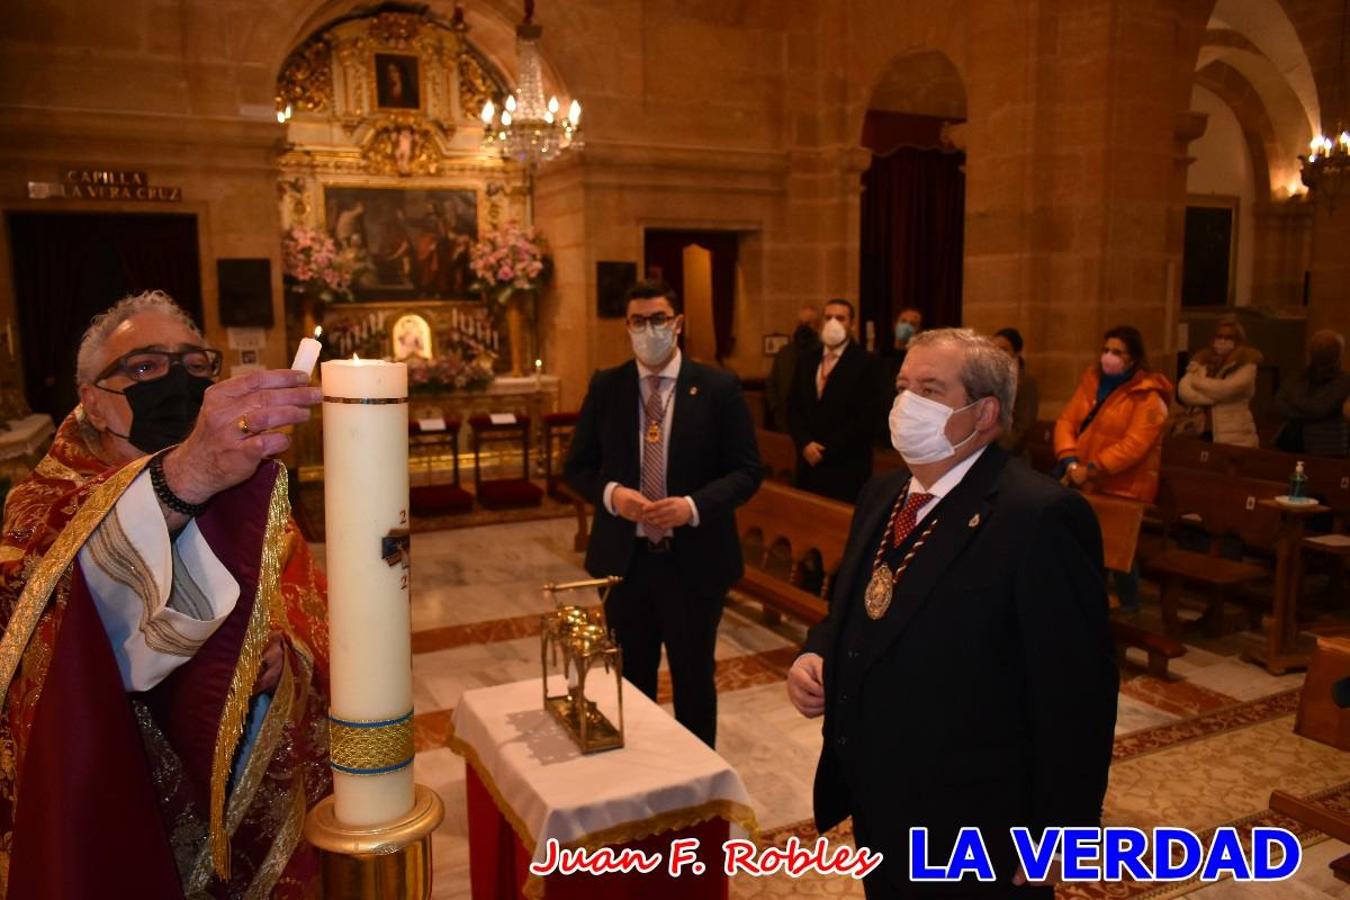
[[564, 280, 762, 747], [787, 328, 1118, 898], [788, 299, 883, 503]]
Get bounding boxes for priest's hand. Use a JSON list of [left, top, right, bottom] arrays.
[[252, 632, 285, 696], [787, 652, 826, 717], [803, 442, 825, 466], [163, 370, 321, 506], [611, 486, 652, 523]]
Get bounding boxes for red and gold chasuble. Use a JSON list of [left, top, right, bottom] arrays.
[[0, 412, 332, 899]]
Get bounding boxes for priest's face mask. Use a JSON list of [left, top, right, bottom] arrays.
[[79, 311, 221, 460]]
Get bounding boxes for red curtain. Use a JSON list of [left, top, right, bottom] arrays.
[[859, 146, 966, 342]]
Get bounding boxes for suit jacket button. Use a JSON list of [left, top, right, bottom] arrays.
[[836, 734, 848, 747], [847, 649, 860, 660], [839, 693, 849, 704]]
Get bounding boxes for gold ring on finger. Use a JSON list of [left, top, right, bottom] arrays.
[[238, 416, 251, 436]]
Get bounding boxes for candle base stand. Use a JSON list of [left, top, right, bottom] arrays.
[[304, 783, 445, 900]]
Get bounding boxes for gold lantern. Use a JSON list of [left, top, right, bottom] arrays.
[[540, 576, 624, 754]]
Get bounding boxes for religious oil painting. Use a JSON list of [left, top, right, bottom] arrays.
[[324, 187, 478, 301], [374, 53, 420, 110]]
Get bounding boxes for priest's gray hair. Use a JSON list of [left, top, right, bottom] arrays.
[[908, 328, 1018, 431], [75, 290, 203, 386]]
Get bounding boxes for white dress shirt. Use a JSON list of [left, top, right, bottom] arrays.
[[908, 444, 989, 522], [77, 470, 239, 692], [602, 349, 701, 536]]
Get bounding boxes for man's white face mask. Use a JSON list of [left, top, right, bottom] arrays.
[[888, 390, 981, 465], [821, 318, 847, 348], [631, 322, 677, 368]]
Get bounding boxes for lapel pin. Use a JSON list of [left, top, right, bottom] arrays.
[[968, 513, 981, 528], [689, 386, 698, 396]]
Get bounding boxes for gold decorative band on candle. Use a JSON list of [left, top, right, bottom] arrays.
[[322, 396, 410, 405], [328, 710, 415, 776]]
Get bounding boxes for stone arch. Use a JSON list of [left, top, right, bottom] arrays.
[[271, 1, 575, 111], [865, 49, 967, 121]]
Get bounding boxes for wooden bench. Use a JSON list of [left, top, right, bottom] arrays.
[[754, 428, 797, 485], [733, 481, 853, 626], [1025, 419, 1058, 475], [1146, 469, 1287, 639], [1084, 492, 1186, 676]]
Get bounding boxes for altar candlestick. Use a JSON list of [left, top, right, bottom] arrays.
[[321, 357, 414, 827], [291, 326, 323, 376]]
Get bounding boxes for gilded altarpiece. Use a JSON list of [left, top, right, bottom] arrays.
[[275, 8, 555, 479]]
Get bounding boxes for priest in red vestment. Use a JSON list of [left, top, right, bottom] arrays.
[[0, 291, 331, 899]]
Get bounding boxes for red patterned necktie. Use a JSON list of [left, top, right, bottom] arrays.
[[891, 491, 935, 547], [640, 374, 669, 542]]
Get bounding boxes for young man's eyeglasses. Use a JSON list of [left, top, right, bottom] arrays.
[[95, 348, 224, 384], [626, 313, 677, 332]]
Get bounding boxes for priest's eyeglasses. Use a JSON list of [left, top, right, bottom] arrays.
[[94, 348, 224, 384], [626, 313, 676, 332]]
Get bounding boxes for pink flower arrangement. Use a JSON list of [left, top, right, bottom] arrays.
[[469, 222, 551, 305], [283, 226, 354, 301]]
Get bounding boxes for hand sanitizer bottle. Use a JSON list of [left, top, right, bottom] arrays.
[[1289, 461, 1307, 500]]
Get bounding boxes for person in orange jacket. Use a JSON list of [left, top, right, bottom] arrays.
[[1054, 325, 1173, 610]]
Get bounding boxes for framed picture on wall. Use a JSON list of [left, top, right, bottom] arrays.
[[762, 333, 789, 356], [596, 261, 637, 319], [374, 53, 420, 110], [323, 186, 478, 300], [1181, 195, 1238, 307]]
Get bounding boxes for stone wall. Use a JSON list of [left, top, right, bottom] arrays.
[[1, 0, 1341, 421]]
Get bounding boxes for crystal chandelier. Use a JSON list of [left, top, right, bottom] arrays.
[[479, 2, 582, 167], [1299, 0, 1349, 201]]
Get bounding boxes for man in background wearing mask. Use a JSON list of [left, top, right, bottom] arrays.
[[565, 280, 762, 747], [786, 329, 1117, 898], [765, 304, 820, 432], [788, 298, 883, 503], [0, 291, 332, 897]]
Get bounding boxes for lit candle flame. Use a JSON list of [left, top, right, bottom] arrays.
[[314, 326, 323, 339], [353, 353, 361, 361]]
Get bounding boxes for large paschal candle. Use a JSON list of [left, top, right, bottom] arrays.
[[320, 357, 414, 826]]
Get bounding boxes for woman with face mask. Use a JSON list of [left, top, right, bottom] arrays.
[[1175, 317, 1261, 447], [1054, 326, 1172, 611], [1053, 325, 1173, 504]]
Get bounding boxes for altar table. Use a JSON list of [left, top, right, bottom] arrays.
[[450, 677, 757, 900]]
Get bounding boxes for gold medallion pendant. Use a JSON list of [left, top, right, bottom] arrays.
[[645, 423, 662, 444], [864, 566, 894, 620]]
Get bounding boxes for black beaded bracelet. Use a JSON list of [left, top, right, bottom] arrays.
[[148, 450, 209, 517]]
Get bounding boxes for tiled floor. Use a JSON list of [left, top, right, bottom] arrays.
[[311, 516, 1350, 899]]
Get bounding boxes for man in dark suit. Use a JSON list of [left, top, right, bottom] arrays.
[[787, 328, 1118, 898], [565, 280, 762, 747], [788, 299, 883, 503]]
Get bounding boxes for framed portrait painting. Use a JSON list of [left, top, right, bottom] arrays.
[[374, 53, 420, 110], [324, 186, 478, 300]]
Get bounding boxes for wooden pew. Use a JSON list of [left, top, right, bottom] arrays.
[[1025, 419, 1058, 475], [1146, 469, 1286, 639], [734, 481, 852, 626], [1270, 635, 1350, 884], [755, 428, 797, 485], [1084, 493, 1186, 676]]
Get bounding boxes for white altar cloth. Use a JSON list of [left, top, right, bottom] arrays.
[[449, 676, 757, 866]]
